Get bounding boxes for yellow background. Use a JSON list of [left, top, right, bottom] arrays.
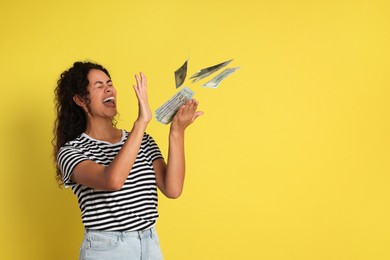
[[1, 0, 389, 259]]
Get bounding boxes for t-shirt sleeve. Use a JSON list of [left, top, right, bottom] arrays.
[[145, 133, 164, 162], [57, 145, 89, 188]]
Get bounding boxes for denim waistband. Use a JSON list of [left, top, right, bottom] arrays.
[[84, 226, 156, 240]]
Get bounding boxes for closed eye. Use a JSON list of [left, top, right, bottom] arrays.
[[93, 80, 112, 88]]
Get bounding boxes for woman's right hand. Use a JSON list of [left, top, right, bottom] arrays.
[[133, 72, 152, 125]]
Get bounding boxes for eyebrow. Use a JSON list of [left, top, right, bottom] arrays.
[[94, 79, 112, 86]]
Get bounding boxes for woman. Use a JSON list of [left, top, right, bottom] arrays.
[[53, 61, 203, 260]]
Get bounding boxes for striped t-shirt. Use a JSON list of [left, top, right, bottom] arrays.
[[57, 130, 163, 231]]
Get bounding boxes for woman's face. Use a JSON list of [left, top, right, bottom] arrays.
[[85, 69, 117, 118]]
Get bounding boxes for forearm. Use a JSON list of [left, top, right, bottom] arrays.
[[160, 99, 202, 197], [104, 120, 147, 189], [164, 130, 186, 198]]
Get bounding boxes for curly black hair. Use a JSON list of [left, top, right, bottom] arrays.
[[52, 61, 113, 185]]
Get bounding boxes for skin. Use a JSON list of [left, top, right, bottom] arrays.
[[71, 69, 203, 198]]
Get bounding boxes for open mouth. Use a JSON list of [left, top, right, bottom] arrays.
[[103, 96, 116, 106]]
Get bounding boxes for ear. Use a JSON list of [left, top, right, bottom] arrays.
[[73, 95, 86, 108]]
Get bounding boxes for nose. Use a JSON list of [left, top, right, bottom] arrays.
[[105, 85, 114, 93], [105, 85, 116, 96]]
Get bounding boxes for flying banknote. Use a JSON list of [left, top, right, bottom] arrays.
[[189, 59, 233, 83], [202, 67, 240, 88], [174, 60, 188, 88]]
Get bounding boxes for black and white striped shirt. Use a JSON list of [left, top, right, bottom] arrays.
[[57, 130, 163, 231]]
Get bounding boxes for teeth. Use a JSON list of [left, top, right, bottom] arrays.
[[103, 97, 115, 103]]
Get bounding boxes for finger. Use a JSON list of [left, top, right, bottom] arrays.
[[183, 100, 196, 117], [178, 104, 186, 115], [187, 99, 195, 107], [140, 72, 147, 88], [133, 85, 140, 98], [135, 73, 148, 99], [175, 104, 188, 119], [188, 100, 200, 120], [135, 74, 141, 88], [193, 111, 204, 121], [190, 100, 198, 113], [181, 102, 193, 117]]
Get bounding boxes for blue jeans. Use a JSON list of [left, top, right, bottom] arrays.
[[79, 227, 164, 260]]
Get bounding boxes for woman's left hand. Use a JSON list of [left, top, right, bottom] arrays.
[[170, 99, 203, 133]]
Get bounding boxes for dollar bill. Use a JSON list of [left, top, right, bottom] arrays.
[[155, 87, 195, 124], [202, 67, 240, 88], [189, 59, 233, 83], [174, 60, 188, 88]]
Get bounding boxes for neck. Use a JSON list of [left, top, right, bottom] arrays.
[[84, 117, 119, 142]]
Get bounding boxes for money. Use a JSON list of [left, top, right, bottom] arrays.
[[189, 59, 233, 83], [174, 60, 188, 88], [155, 87, 195, 124], [202, 67, 240, 88]]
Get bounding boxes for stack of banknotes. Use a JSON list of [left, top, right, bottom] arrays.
[[155, 87, 195, 124], [156, 58, 239, 124]]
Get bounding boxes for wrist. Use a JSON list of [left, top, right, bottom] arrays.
[[136, 114, 152, 124], [133, 119, 149, 131], [169, 126, 185, 138]]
